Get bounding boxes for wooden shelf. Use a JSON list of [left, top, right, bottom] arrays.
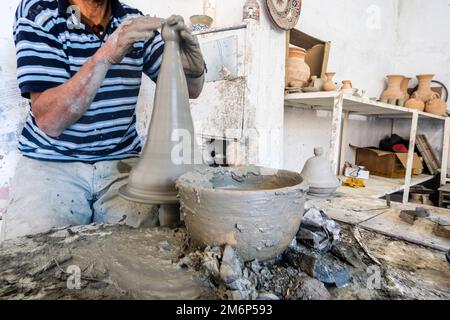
[[338, 174, 435, 199], [193, 24, 247, 36], [285, 92, 446, 120]]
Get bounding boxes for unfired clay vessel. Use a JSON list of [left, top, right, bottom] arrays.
[[286, 47, 311, 88], [414, 74, 435, 102], [401, 77, 411, 101], [176, 166, 308, 262], [380, 75, 405, 101], [405, 92, 425, 111], [119, 23, 202, 204], [425, 93, 447, 116], [301, 147, 340, 197]]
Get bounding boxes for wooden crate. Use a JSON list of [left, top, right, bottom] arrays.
[[285, 29, 331, 85]]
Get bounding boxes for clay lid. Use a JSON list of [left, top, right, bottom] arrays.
[[300, 148, 340, 189]]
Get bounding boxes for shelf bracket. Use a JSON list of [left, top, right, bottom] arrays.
[[330, 93, 344, 174]]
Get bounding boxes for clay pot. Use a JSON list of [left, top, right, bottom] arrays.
[[323, 72, 336, 91], [401, 77, 411, 100], [425, 93, 447, 116], [286, 47, 311, 88], [190, 15, 213, 31], [380, 75, 405, 101], [341, 80, 352, 90], [301, 147, 340, 197], [405, 92, 425, 111], [414, 74, 435, 102], [176, 167, 308, 262]]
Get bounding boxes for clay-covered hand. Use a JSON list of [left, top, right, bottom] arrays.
[[166, 15, 206, 77], [99, 16, 165, 64]]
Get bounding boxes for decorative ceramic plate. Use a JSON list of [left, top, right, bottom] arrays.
[[265, 0, 302, 30]]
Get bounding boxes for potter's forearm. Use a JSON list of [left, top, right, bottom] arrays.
[[31, 51, 111, 137], [186, 74, 205, 99]]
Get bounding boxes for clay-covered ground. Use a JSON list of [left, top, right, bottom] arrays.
[[0, 222, 449, 300]]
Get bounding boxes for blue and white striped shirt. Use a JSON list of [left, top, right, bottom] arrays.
[[14, 0, 164, 162]]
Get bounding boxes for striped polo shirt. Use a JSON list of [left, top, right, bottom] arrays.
[[14, 0, 164, 162]]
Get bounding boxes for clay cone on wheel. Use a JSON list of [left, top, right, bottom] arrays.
[[119, 23, 202, 204]]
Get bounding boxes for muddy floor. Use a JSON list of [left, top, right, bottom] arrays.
[[0, 222, 449, 300]]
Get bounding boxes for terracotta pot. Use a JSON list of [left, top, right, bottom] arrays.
[[405, 92, 425, 111], [425, 93, 447, 116], [380, 75, 405, 100], [323, 72, 336, 91], [414, 74, 435, 102], [341, 80, 353, 90], [286, 47, 311, 88], [177, 167, 308, 262], [401, 77, 411, 100]]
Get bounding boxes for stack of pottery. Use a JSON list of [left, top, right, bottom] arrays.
[[301, 147, 340, 197], [323, 72, 337, 91], [286, 47, 311, 88], [380, 75, 406, 106], [406, 74, 447, 116]]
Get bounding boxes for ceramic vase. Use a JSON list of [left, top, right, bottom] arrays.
[[341, 80, 353, 93], [414, 74, 435, 102], [380, 75, 405, 101], [425, 93, 447, 116], [286, 47, 311, 88], [401, 77, 411, 101], [405, 92, 425, 111], [323, 72, 336, 91]]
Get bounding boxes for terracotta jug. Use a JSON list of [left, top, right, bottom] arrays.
[[414, 74, 435, 102], [380, 75, 405, 101], [119, 22, 203, 204], [425, 93, 447, 116], [341, 80, 353, 90], [323, 72, 336, 91], [300, 147, 340, 197], [401, 77, 411, 100], [286, 47, 311, 88], [405, 92, 425, 111]]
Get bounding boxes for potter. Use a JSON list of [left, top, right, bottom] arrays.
[[2, 0, 206, 240]]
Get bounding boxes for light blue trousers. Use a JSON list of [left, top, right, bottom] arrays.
[[1, 156, 158, 241]]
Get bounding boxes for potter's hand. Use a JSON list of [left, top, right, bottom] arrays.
[[166, 15, 206, 78], [99, 16, 165, 64]]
